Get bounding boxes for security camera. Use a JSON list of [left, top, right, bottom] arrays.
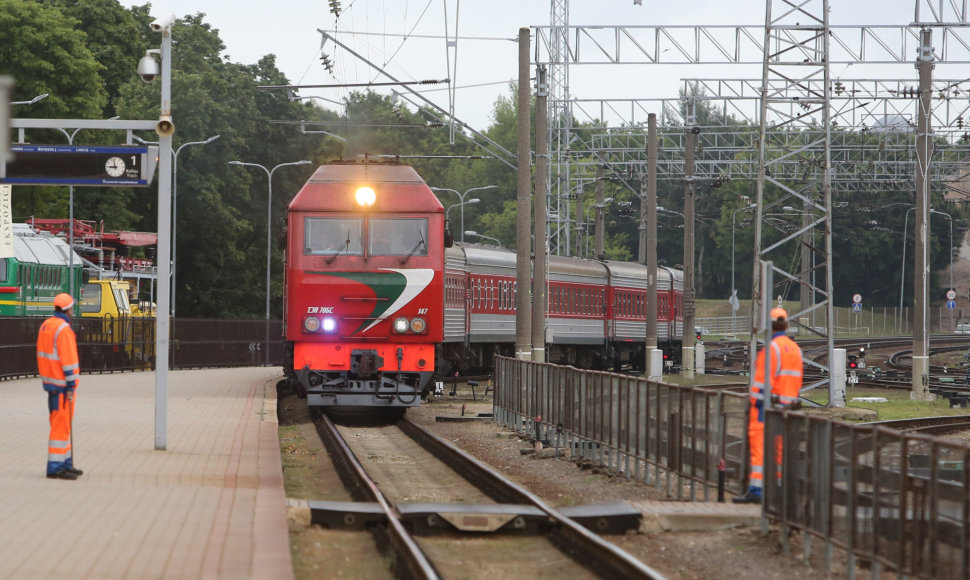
[[137, 54, 159, 83], [150, 14, 176, 32]]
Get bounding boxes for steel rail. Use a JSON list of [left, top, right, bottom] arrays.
[[399, 416, 668, 580], [315, 412, 441, 580]]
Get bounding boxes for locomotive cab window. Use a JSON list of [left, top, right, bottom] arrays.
[[369, 218, 428, 257], [305, 217, 362, 255], [80, 283, 102, 314]]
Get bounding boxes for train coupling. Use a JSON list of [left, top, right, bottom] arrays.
[[351, 349, 384, 380]]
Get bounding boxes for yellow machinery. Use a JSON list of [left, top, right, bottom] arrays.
[[79, 280, 154, 369]]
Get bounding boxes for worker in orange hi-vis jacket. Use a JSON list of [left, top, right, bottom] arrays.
[[36, 293, 83, 480], [733, 307, 803, 504]]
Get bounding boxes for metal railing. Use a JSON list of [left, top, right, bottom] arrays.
[[0, 316, 283, 379], [493, 356, 970, 578], [493, 356, 750, 501]]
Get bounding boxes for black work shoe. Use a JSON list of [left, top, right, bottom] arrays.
[[732, 490, 762, 504], [46, 469, 78, 480], [65, 467, 83, 476]]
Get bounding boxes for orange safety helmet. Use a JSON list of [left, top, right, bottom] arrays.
[[54, 293, 75, 311], [770, 307, 788, 321]]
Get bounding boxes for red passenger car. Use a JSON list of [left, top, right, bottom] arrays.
[[282, 161, 446, 410]]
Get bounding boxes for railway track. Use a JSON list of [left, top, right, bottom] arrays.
[[311, 411, 665, 580]]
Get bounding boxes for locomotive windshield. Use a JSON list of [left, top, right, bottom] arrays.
[[368, 218, 428, 257], [304, 217, 363, 255]]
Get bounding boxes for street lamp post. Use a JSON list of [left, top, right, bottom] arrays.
[[446, 198, 480, 241], [55, 116, 120, 290], [138, 134, 221, 317], [900, 207, 953, 333], [431, 185, 497, 243], [228, 159, 312, 364], [731, 203, 756, 334], [464, 230, 502, 247], [901, 207, 915, 335], [171, 136, 220, 317], [11, 93, 48, 106]]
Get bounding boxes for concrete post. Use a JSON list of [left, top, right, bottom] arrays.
[[532, 65, 548, 363], [515, 27, 532, 361]]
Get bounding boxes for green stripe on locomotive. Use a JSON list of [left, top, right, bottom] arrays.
[[0, 226, 84, 316]]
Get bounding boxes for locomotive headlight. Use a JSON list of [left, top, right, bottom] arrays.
[[410, 317, 426, 333], [393, 317, 409, 333], [321, 317, 337, 333], [355, 186, 376, 207], [304, 316, 321, 332]]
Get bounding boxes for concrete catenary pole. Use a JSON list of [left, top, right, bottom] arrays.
[[682, 124, 697, 379], [532, 65, 548, 363], [913, 28, 934, 400], [515, 27, 533, 361], [645, 114, 659, 376]]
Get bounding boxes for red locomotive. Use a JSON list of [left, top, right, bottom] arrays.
[[281, 160, 446, 410]]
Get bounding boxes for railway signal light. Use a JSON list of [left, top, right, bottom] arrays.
[[847, 355, 858, 369]]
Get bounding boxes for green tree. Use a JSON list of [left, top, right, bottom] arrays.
[[44, 0, 143, 118], [114, 16, 322, 317]]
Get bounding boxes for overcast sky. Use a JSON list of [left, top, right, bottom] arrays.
[[120, 1, 951, 130]]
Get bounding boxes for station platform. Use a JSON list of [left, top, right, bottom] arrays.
[[0, 367, 291, 580]]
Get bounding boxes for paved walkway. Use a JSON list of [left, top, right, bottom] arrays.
[[0, 367, 292, 580]]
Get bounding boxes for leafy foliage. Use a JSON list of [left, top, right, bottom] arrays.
[[3, 2, 968, 317]]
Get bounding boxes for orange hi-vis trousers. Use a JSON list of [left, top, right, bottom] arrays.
[[747, 398, 784, 490], [47, 391, 75, 475]]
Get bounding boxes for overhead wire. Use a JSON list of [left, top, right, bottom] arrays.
[[369, 0, 434, 85]]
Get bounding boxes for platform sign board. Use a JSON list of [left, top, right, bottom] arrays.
[[0, 184, 11, 258], [0, 144, 158, 187]]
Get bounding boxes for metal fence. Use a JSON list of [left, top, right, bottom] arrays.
[[493, 356, 970, 579], [0, 316, 283, 379], [493, 355, 751, 501], [696, 306, 964, 338]]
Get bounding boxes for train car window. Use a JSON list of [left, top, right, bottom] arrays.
[[0, 259, 6, 283], [513, 281, 517, 310], [369, 218, 428, 257], [305, 217, 362, 255], [80, 283, 102, 314]]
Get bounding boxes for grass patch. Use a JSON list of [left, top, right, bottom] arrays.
[[803, 386, 970, 421], [278, 424, 321, 499]]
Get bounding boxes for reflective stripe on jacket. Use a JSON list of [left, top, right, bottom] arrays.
[[36, 313, 80, 394], [750, 333, 802, 408]]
